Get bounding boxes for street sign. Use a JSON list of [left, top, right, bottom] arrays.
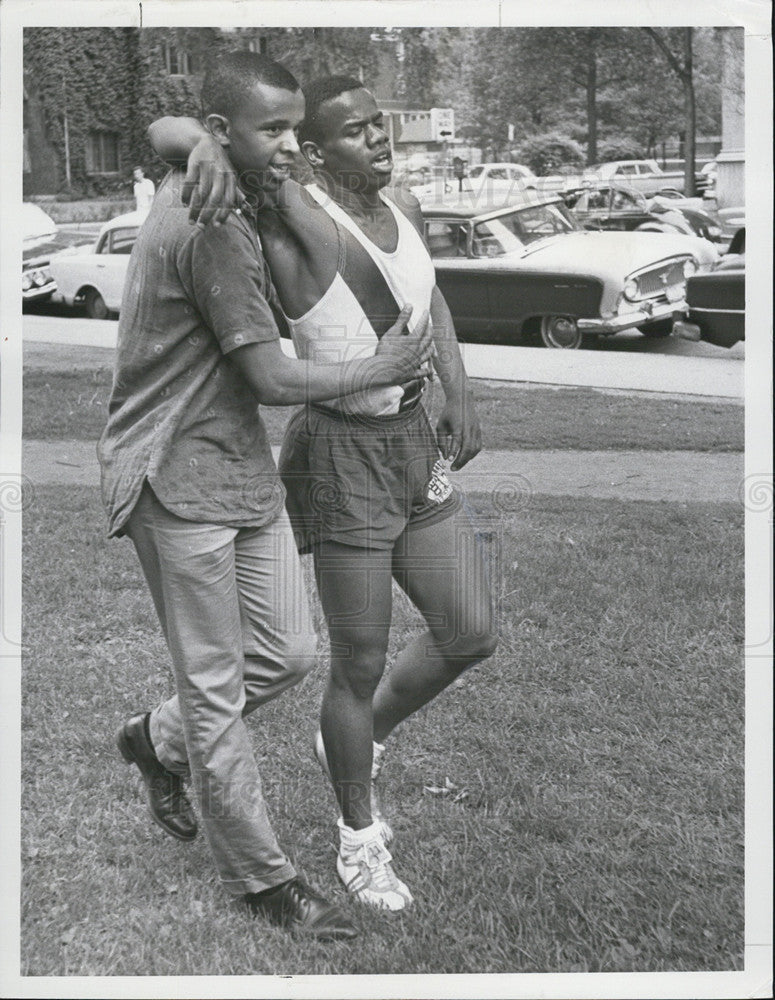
[[430, 107, 455, 142]]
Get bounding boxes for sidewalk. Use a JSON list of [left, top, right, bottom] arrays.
[[19, 334, 744, 504], [22, 440, 744, 504], [22, 314, 744, 398]]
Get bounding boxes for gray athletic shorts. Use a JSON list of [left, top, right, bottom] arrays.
[[278, 402, 462, 553]]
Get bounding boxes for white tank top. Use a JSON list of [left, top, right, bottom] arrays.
[[283, 185, 435, 416], [304, 184, 435, 335]]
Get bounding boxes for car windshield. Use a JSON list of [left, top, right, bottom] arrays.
[[473, 202, 578, 255], [468, 166, 484, 178]]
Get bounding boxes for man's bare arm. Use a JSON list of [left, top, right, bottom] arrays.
[[229, 306, 432, 406], [388, 191, 481, 468], [148, 117, 243, 225], [148, 116, 206, 163], [428, 286, 481, 469]]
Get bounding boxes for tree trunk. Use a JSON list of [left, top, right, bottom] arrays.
[[643, 27, 698, 196], [683, 28, 696, 196]]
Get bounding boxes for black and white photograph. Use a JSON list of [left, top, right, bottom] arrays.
[[1, 0, 772, 996]]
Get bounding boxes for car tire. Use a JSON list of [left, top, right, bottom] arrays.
[[540, 315, 583, 349], [84, 288, 109, 320], [638, 319, 673, 337]]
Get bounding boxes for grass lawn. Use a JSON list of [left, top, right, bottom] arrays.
[[23, 368, 743, 452], [22, 484, 744, 976]]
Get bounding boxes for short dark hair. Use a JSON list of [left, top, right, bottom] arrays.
[[201, 50, 301, 119], [300, 75, 366, 144]]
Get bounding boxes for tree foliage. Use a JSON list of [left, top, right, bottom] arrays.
[[516, 133, 585, 175], [24, 26, 725, 195], [267, 27, 373, 84], [450, 26, 722, 163], [641, 27, 703, 193]]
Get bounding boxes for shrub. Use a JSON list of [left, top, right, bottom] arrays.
[[596, 139, 647, 163], [516, 133, 585, 176], [54, 185, 87, 202]]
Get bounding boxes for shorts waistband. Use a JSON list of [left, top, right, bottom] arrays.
[[310, 398, 423, 428]]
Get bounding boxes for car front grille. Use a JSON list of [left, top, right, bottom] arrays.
[[634, 259, 687, 300]]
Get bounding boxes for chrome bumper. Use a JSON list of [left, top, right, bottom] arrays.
[[577, 299, 679, 335], [22, 281, 56, 302]]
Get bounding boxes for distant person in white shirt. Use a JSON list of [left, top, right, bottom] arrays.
[[133, 166, 155, 216]]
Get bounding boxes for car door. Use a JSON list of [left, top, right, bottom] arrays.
[[424, 219, 494, 340], [612, 163, 639, 189], [95, 226, 138, 309], [634, 161, 672, 196]]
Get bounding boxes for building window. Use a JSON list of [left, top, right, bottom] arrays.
[[164, 43, 195, 76], [86, 130, 121, 174]]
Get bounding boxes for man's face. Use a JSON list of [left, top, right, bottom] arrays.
[[133, 169, 143, 182], [220, 82, 305, 191], [310, 88, 393, 193]]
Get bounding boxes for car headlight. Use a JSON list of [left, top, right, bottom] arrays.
[[682, 258, 698, 279], [31, 268, 52, 287], [623, 278, 639, 301], [22, 272, 33, 291]]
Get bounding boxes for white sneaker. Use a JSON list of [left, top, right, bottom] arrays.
[[336, 819, 413, 911], [313, 730, 394, 845]]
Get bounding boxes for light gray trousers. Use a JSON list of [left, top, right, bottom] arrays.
[[126, 483, 317, 895]]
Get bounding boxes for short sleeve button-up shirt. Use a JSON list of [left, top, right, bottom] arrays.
[[98, 172, 285, 537]]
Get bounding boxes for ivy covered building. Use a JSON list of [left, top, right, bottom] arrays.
[[22, 26, 461, 198], [24, 27, 385, 197], [23, 28, 222, 197]]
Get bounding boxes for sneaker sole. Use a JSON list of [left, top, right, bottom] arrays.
[[336, 857, 413, 911]]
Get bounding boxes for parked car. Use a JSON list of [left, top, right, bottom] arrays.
[[22, 203, 93, 304], [672, 249, 745, 349], [49, 211, 143, 318], [562, 183, 724, 244], [410, 162, 537, 203], [421, 193, 719, 348], [582, 159, 711, 197]]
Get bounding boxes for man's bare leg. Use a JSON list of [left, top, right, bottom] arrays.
[[372, 507, 497, 743], [314, 541, 413, 910], [314, 542, 392, 831]]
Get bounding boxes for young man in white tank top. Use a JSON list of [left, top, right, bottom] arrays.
[[151, 77, 498, 913]]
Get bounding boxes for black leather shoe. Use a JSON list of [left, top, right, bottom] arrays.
[[246, 878, 358, 940], [117, 713, 198, 842]]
